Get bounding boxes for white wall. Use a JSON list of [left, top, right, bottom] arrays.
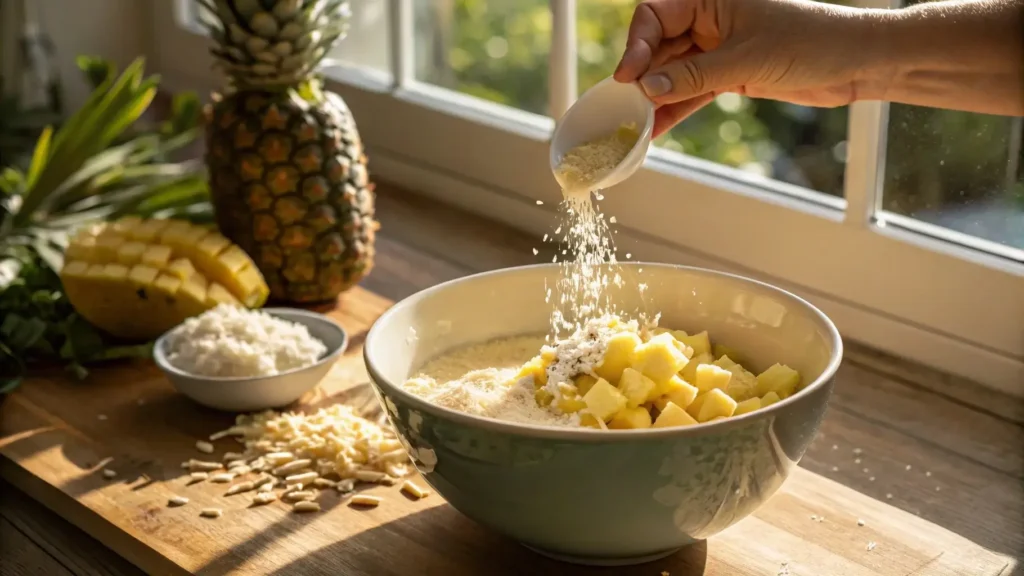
[[3, 0, 148, 111]]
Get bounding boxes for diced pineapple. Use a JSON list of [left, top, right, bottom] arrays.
[[140, 244, 173, 268], [116, 241, 146, 266], [594, 332, 641, 383], [630, 333, 689, 383], [557, 395, 587, 414], [761, 391, 782, 407], [166, 257, 196, 280], [555, 383, 587, 413], [676, 330, 711, 357], [695, 363, 732, 393], [608, 407, 652, 429], [714, 355, 757, 401], [697, 389, 738, 423], [535, 389, 554, 407], [583, 379, 628, 422], [64, 236, 96, 261], [650, 327, 671, 336], [685, 393, 706, 419], [654, 376, 699, 411], [680, 351, 712, 384], [94, 234, 123, 262], [652, 401, 699, 428], [733, 397, 762, 416], [755, 364, 801, 399], [617, 368, 656, 408], [540, 345, 557, 363], [579, 412, 603, 429], [515, 356, 548, 387], [574, 374, 598, 396], [128, 218, 171, 242], [206, 283, 240, 307]]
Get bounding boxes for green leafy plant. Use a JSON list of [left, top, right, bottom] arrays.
[[0, 56, 211, 391]]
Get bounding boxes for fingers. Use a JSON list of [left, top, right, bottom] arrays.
[[649, 35, 695, 70], [640, 47, 745, 104], [614, 0, 699, 82], [652, 93, 715, 137]]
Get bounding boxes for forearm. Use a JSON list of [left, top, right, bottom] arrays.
[[858, 0, 1024, 116]]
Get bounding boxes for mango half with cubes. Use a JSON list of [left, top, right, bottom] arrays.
[[59, 217, 270, 340], [511, 317, 805, 430]]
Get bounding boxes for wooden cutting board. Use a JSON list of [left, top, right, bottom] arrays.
[[0, 287, 1013, 576]]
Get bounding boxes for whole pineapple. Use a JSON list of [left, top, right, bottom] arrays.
[[199, 0, 378, 303]]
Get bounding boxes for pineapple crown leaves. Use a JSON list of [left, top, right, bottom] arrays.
[[196, 0, 353, 90], [0, 56, 210, 284]]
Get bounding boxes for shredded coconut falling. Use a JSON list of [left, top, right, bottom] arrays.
[[554, 124, 640, 193]]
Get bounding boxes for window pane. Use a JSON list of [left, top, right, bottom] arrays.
[[882, 106, 1024, 253], [334, 0, 391, 72], [576, 0, 849, 198], [413, 0, 551, 116]]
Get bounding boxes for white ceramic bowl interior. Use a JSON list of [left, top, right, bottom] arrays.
[[550, 76, 654, 194], [154, 307, 347, 412]]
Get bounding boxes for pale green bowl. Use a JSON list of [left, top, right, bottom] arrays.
[[364, 263, 842, 566]]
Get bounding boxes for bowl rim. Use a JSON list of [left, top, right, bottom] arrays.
[[365, 262, 843, 442], [153, 307, 348, 383]]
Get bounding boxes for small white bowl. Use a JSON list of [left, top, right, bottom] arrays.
[[153, 308, 347, 412], [550, 76, 654, 195]]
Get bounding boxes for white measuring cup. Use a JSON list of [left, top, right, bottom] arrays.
[[549, 76, 655, 195]]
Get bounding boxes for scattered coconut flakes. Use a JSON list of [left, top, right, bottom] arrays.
[[869, 476, 876, 482], [925, 471, 932, 477], [200, 508, 222, 519], [98, 414, 108, 421], [832, 444, 838, 450], [168, 496, 189, 507], [857, 519, 865, 527], [866, 541, 877, 551], [536, 200, 544, 205], [831, 466, 839, 472], [777, 563, 791, 576], [102, 469, 116, 479], [853, 448, 862, 455], [196, 440, 215, 454], [905, 464, 912, 471], [532, 248, 539, 255], [885, 493, 893, 499]]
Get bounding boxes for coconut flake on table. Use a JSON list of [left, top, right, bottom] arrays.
[[163, 304, 327, 378]]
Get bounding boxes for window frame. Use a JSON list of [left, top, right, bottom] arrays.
[[149, 0, 1024, 394]]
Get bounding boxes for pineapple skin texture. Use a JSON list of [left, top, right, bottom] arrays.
[[205, 90, 379, 303]]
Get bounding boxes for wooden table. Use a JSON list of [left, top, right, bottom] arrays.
[[1, 184, 1022, 575]]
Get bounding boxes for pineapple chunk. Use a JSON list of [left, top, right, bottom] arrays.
[[574, 374, 598, 396], [654, 376, 699, 411], [115, 241, 146, 266], [206, 283, 240, 307], [609, 407, 652, 429], [515, 356, 548, 387], [694, 363, 732, 393], [679, 351, 711, 384], [579, 412, 604, 429], [650, 327, 671, 336], [555, 383, 587, 413], [733, 397, 762, 416], [697, 389, 738, 423], [141, 244, 173, 268], [653, 401, 699, 428], [617, 368, 656, 408], [128, 218, 171, 242], [583, 379, 628, 422], [686, 393, 710, 420], [761, 391, 782, 407], [630, 333, 689, 383], [109, 216, 142, 235], [166, 257, 196, 280], [676, 330, 711, 357], [756, 364, 801, 399], [535, 389, 554, 408], [540, 345, 557, 363], [714, 355, 757, 401], [594, 332, 641, 383]]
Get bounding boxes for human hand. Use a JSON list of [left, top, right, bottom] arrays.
[[614, 0, 883, 137]]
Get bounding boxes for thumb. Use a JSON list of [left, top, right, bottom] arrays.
[[639, 46, 745, 103]]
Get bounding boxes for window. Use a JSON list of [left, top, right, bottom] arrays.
[[152, 0, 1023, 394]]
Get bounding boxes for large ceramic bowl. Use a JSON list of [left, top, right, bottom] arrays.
[[364, 263, 841, 566]]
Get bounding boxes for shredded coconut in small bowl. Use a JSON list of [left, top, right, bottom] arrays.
[[163, 304, 328, 378]]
